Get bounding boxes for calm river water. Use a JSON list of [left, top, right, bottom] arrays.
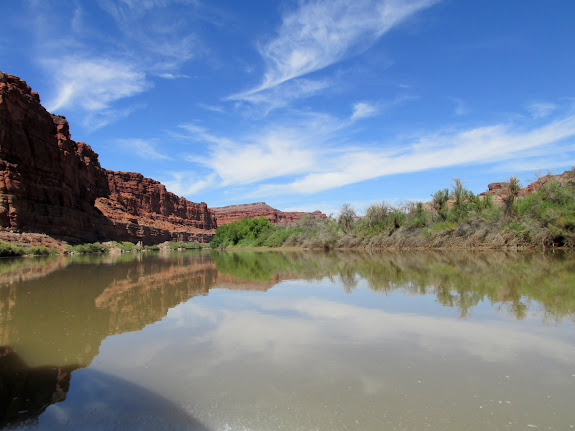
[[1, 250, 574, 430]]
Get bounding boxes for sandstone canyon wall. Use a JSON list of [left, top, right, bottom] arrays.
[[96, 171, 217, 243], [0, 72, 216, 244], [212, 202, 326, 226]]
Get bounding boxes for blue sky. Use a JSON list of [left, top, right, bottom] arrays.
[[2, 0, 574, 215]]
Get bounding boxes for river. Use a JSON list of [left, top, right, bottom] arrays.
[[1, 250, 574, 430]]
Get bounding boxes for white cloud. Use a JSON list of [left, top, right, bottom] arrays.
[[180, 124, 318, 186], [231, 78, 330, 115], [116, 138, 171, 160], [42, 56, 149, 127], [351, 102, 378, 120], [156, 72, 191, 79], [178, 109, 575, 197], [252, 114, 575, 195], [527, 102, 558, 119], [238, 0, 439, 97], [29, 0, 203, 127], [162, 172, 216, 196], [178, 124, 235, 147], [97, 0, 199, 68], [196, 103, 225, 113]]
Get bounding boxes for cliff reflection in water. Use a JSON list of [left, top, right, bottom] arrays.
[[0, 250, 573, 426], [0, 252, 217, 427]]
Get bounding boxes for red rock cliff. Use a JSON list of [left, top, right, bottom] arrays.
[[95, 171, 217, 243], [0, 71, 216, 244], [212, 202, 326, 226], [0, 72, 109, 242]]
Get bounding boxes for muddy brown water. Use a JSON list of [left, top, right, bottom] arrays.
[[1, 250, 574, 430]]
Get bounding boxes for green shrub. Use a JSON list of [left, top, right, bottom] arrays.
[[211, 217, 274, 248], [65, 242, 110, 254], [0, 241, 25, 257], [167, 241, 206, 250], [27, 245, 53, 256]]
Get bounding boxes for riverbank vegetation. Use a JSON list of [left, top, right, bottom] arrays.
[[210, 170, 575, 250]]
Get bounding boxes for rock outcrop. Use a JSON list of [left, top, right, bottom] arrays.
[[95, 171, 217, 244], [0, 72, 109, 242], [479, 170, 575, 205], [212, 202, 326, 226], [0, 71, 216, 244]]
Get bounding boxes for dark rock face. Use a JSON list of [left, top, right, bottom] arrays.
[[0, 72, 216, 244], [212, 202, 327, 226]]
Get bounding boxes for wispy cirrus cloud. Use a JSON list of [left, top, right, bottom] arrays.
[[116, 138, 172, 160], [527, 101, 558, 119], [97, 0, 200, 72], [28, 0, 203, 127], [235, 0, 439, 99], [178, 123, 319, 186], [351, 102, 379, 120], [172, 107, 575, 198], [44, 56, 148, 113], [231, 78, 331, 116], [254, 114, 575, 196], [162, 172, 217, 197]]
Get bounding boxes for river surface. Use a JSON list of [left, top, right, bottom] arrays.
[[0, 250, 574, 430]]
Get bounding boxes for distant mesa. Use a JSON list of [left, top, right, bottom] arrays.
[[212, 202, 327, 226]]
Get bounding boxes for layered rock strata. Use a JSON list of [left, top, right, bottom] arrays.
[[212, 202, 326, 226], [0, 71, 216, 244], [96, 171, 217, 244]]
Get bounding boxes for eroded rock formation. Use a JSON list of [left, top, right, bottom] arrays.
[[0, 72, 109, 242], [0, 72, 216, 244], [212, 202, 326, 226], [478, 170, 575, 205], [96, 171, 217, 244]]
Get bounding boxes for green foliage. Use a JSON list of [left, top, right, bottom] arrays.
[[206, 171, 575, 250], [432, 188, 450, 221], [448, 177, 475, 221], [65, 242, 111, 254], [27, 245, 55, 256], [406, 202, 428, 228], [0, 240, 25, 257], [338, 203, 356, 232], [514, 179, 575, 246], [211, 217, 274, 248], [365, 201, 389, 228], [166, 241, 206, 250], [503, 176, 522, 216], [117, 241, 140, 251]]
